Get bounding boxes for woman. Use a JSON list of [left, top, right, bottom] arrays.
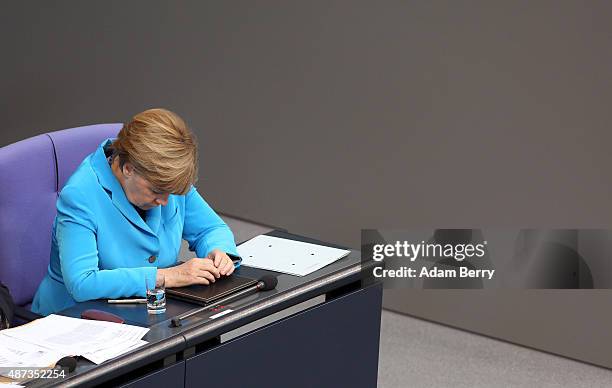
[[32, 109, 239, 316]]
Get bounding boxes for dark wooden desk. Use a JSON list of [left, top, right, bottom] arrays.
[[33, 231, 382, 388]]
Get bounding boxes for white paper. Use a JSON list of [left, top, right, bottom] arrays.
[[82, 339, 147, 365], [2, 315, 149, 364], [0, 335, 65, 369], [237, 235, 351, 276]]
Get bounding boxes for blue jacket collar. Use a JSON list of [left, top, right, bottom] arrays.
[[91, 139, 161, 236]]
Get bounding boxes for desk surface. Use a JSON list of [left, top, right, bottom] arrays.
[[39, 230, 368, 387]]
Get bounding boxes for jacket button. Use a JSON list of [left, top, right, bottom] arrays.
[[148, 255, 156, 263]]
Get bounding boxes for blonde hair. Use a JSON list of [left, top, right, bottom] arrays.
[[110, 108, 198, 195]]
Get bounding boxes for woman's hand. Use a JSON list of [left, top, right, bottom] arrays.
[[158, 258, 220, 288], [207, 249, 235, 276]]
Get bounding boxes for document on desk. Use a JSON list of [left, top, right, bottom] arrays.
[[0, 335, 65, 369], [81, 339, 148, 365], [237, 235, 351, 276], [1, 314, 149, 365]]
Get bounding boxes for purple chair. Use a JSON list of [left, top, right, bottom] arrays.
[[0, 124, 122, 319]]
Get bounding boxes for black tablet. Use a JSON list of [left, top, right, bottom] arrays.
[[166, 275, 258, 306]]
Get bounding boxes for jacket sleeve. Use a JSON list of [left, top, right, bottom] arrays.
[[56, 186, 157, 302], [182, 186, 241, 267]]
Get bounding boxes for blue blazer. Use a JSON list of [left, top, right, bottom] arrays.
[[32, 139, 240, 316]]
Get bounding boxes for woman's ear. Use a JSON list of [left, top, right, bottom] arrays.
[[122, 163, 135, 177]]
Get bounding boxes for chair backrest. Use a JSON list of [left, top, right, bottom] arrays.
[[0, 124, 122, 306]]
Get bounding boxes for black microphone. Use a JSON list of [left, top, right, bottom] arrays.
[[258, 275, 278, 290], [170, 276, 277, 328], [19, 356, 77, 384], [56, 356, 78, 373]]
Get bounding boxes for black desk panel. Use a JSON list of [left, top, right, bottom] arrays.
[[117, 361, 184, 388], [185, 283, 382, 388]]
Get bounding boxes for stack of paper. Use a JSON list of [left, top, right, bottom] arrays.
[[237, 235, 351, 276], [0, 382, 24, 387], [0, 314, 148, 367], [0, 335, 64, 369]]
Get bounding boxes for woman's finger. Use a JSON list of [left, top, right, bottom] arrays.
[[198, 269, 217, 283], [200, 262, 220, 278], [208, 250, 223, 267], [222, 260, 233, 276]]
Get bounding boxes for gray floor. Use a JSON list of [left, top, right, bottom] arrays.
[[219, 215, 612, 387], [378, 310, 612, 388]]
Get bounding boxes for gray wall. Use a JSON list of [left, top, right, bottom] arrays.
[[3, 1, 612, 368]]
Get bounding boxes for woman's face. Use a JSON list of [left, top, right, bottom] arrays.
[[120, 164, 170, 210]]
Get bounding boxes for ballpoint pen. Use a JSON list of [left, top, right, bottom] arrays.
[[107, 298, 147, 304]]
